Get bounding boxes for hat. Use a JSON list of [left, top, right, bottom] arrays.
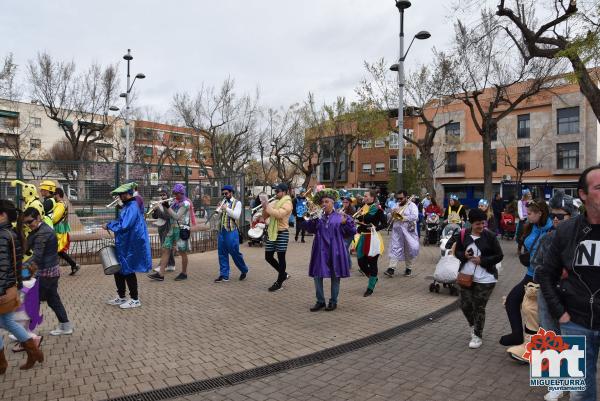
[[312, 188, 339, 204], [449, 194, 458, 201], [338, 189, 351, 200], [111, 182, 135, 196], [478, 199, 489, 207], [522, 188, 531, 195], [549, 191, 579, 216], [172, 183, 186, 195], [39, 180, 56, 193], [272, 183, 289, 192], [222, 185, 235, 193]]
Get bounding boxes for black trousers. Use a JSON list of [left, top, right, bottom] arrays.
[[265, 251, 287, 284], [39, 276, 69, 323], [114, 272, 138, 300], [58, 251, 77, 268], [504, 274, 533, 336], [295, 222, 305, 240], [358, 255, 379, 277]]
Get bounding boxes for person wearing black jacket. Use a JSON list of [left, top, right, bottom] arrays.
[[354, 190, 387, 297], [453, 208, 503, 349], [492, 193, 504, 235], [0, 200, 43, 373], [537, 166, 600, 401]]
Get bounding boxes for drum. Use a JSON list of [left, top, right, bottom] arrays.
[[98, 245, 121, 275]]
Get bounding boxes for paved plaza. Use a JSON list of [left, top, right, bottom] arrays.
[[1, 232, 457, 401]]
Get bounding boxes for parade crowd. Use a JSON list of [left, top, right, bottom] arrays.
[[2, 167, 600, 401]]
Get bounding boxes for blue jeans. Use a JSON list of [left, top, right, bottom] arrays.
[[538, 290, 560, 334], [0, 311, 32, 348], [314, 277, 341, 305], [218, 229, 249, 279], [560, 320, 600, 401]]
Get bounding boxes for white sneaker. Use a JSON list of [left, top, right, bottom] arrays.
[[50, 323, 73, 336], [153, 265, 161, 272], [120, 299, 141, 309], [107, 296, 127, 306], [166, 265, 176, 272], [544, 390, 565, 401], [8, 334, 17, 342], [469, 335, 482, 349]]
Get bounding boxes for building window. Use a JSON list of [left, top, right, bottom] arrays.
[[375, 162, 385, 173], [350, 161, 354, 172], [557, 107, 579, 135], [360, 140, 372, 149], [517, 146, 530, 170], [445, 122, 460, 140], [143, 147, 153, 157], [29, 117, 42, 128], [30, 138, 41, 149], [374, 139, 385, 148], [389, 155, 398, 172], [0, 133, 17, 148], [321, 162, 332, 181], [557, 142, 579, 170], [389, 133, 398, 149], [362, 163, 372, 173], [446, 151, 457, 166], [96, 145, 113, 158], [517, 114, 530, 138], [491, 148, 497, 172]]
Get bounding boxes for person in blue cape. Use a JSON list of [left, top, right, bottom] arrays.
[[103, 182, 151, 309], [303, 188, 356, 312]]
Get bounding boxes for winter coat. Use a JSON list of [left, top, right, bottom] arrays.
[[27, 222, 58, 271], [523, 217, 553, 277], [0, 222, 22, 296], [453, 228, 503, 279]]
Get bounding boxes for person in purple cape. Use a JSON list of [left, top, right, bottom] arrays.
[[303, 189, 356, 312]]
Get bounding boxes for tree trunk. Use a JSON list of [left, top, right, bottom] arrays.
[[482, 124, 495, 201], [571, 56, 600, 123], [420, 145, 437, 200]]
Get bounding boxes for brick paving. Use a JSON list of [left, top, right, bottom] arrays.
[[0, 231, 457, 401], [176, 242, 600, 401]]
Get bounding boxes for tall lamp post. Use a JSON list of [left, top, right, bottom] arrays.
[[109, 49, 145, 181], [390, 0, 430, 191]]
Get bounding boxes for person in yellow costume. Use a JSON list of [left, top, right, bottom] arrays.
[[53, 188, 79, 275], [10, 180, 51, 231]]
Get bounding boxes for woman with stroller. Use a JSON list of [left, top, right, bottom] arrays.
[[453, 208, 503, 349], [0, 200, 44, 373], [500, 199, 552, 346], [443, 195, 467, 227]]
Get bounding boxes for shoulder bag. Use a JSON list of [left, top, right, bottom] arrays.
[[0, 229, 21, 314]]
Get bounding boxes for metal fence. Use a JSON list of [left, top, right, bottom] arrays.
[[0, 158, 247, 263]]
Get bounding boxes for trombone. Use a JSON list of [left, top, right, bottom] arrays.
[[146, 197, 175, 217], [251, 193, 275, 214], [390, 195, 416, 222]]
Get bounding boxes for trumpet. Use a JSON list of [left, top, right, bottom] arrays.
[[212, 197, 228, 215], [146, 197, 175, 217], [106, 196, 120, 208], [391, 195, 416, 222]]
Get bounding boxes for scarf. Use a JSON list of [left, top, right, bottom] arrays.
[[267, 195, 292, 241]]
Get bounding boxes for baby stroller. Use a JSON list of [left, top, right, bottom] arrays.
[[423, 213, 440, 246], [500, 212, 516, 240], [247, 211, 266, 247], [429, 223, 462, 296]]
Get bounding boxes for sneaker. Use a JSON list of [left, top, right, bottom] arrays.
[[239, 272, 247, 281], [148, 272, 164, 281], [69, 264, 80, 276], [214, 276, 229, 283], [268, 282, 282, 292], [50, 322, 73, 336], [107, 297, 127, 306], [403, 268, 412, 277], [166, 265, 176, 272], [120, 299, 141, 309], [153, 265, 161, 272], [544, 390, 565, 401], [174, 273, 187, 281], [384, 268, 395, 278], [469, 335, 482, 349]]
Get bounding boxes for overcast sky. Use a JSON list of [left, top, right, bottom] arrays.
[[1, 0, 489, 118]]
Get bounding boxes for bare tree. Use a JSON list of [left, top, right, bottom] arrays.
[[443, 11, 561, 199], [172, 78, 259, 178], [356, 56, 455, 198], [497, 0, 600, 121], [28, 52, 119, 160]]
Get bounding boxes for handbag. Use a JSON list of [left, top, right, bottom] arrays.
[[178, 224, 191, 241], [0, 229, 21, 314]]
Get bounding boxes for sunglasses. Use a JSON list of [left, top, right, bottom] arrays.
[[221, 192, 230, 196], [550, 213, 569, 220]]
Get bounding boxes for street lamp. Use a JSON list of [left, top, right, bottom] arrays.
[[390, 0, 430, 190], [116, 49, 145, 180]]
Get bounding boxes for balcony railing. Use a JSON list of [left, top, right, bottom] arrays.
[[445, 164, 465, 173]]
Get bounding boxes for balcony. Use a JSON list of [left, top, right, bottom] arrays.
[[445, 164, 465, 173]]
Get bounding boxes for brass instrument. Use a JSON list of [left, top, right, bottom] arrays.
[[146, 197, 175, 217], [212, 197, 227, 215], [391, 195, 416, 222], [251, 193, 275, 214], [106, 196, 121, 208]]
